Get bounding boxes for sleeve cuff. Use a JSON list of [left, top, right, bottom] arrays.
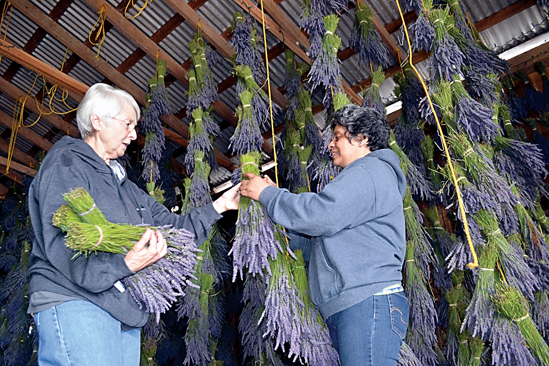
[[259, 185, 279, 206]]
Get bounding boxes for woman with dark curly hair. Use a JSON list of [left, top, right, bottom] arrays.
[[240, 104, 409, 366]]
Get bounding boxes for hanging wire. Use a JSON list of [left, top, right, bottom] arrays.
[[88, 4, 107, 60], [0, 1, 13, 64], [396, 0, 478, 269], [124, 0, 152, 20]]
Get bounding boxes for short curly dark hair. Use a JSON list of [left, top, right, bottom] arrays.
[[330, 104, 390, 151]]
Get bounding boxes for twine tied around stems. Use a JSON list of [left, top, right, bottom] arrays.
[[92, 225, 104, 249], [78, 203, 97, 217], [513, 314, 530, 323], [449, 303, 457, 307], [479, 268, 494, 271], [241, 161, 258, 168]]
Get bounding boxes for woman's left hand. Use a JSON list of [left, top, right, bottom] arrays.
[[240, 172, 271, 201], [212, 183, 241, 213]]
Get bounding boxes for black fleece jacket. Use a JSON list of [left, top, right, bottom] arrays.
[[28, 136, 221, 327]]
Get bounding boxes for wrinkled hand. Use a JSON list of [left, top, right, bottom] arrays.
[[212, 183, 241, 213], [124, 229, 167, 272], [240, 172, 272, 201]]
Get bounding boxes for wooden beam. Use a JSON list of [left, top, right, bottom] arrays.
[[369, 7, 400, 62], [0, 138, 40, 168], [0, 39, 87, 100], [0, 77, 80, 137], [0, 110, 54, 151], [475, 0, 537, 32], [0, 156, 37, 176], [0, 164, 24, 185], [508, 40, 549, 74]]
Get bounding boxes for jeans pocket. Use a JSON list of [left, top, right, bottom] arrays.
[[388, 292, 409, 339]]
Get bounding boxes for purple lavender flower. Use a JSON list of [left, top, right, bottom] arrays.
[[453, 90, 501, 144], [230, 13, 266, 82], [431, 33, 465, 81], [349, 4, 391, 68], [490, 314, 537, 366], [412, 11, 434, 52]]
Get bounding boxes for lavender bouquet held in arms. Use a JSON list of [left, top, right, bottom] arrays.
[[52, 187, 201, 322]]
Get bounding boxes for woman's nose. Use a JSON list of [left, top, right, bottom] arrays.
[[129, 129, 137, 140]]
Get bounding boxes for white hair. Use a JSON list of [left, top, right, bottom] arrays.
[[76, 83, 140, 140]]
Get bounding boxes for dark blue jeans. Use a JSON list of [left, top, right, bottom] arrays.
[[35, 300, 141, 366], [327, 292, 409, 366]]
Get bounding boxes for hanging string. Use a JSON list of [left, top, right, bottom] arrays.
[[6, 98, 22, 174], [395, 0, 478, 269], [124, 0, 151, 20], [88, 4, 107, 60], [258, 0, 279, 187], [0, 1, 13, 64], [47, 47, 79, 116]]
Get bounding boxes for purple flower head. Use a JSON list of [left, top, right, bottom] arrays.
[[231, 13, 266, 82], [412, 11, 434, 52], [349, 4, 391, 68], [490, 314, 537, 366], [430, 33, 465, 81], [309, 15, 343, 92]]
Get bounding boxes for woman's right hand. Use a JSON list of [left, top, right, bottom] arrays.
[[124, 229, 167, 272]]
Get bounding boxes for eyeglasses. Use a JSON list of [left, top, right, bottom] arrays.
[[110, 116, 138, 132]]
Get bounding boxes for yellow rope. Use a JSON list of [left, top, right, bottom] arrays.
[[258, 0, 279, 187], [6, 98, 21, 174], [396, 0, 478, 269], [496, 259, 509, 287], [88, 4, 107, 60], [0, 1, 13, 64], [124, 0, 150, 20]]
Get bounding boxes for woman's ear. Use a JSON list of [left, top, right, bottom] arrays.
[[90, 114, 102, 131]]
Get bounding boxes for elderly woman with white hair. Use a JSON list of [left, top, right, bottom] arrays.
[[27, 83, 240, 365]]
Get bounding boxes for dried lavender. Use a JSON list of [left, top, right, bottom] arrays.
[[229, 152, 284, 281], [299, 90, 323, 153], [184, 107, 217, 174], [187, 33, 218, 113], [412, 9, 434, 52], [430, 8, 465, 81], [532, 291, 549, 343], [234, 64, 281, 128], [362, 66, 386, 114], [309, 14, 343, 95], [229, 90, 264, 155], [461, 243, 497, 341], [451, 77, 501, 144], [187, 154, 213, 210], [349, 1, 391, 69], [141, 60, 169, 184], [397, 341, 422, 366], [489, 314, 537, 366], [524, 118, 549, 164], [389, 132, 433, 201], [493, 285, 549, 365], [230, 12, 265, 82]]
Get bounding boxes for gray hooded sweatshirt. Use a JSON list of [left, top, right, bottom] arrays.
[[259, 149, 407, 319], [28, 136, 221, 327]]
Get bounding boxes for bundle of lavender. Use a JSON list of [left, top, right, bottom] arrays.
[[229, 152, 284, 281], [290, 250, 340, 365], [411, 2, 434, 52], [349, 0, 391, 68], [308, 14, 343, 101], [429, 7, 465, 81], [184, 107, 217, 173], [53, 187, 200, 322], [493, 285, 549, 366], [229, 90, 264, 156], [230, 12, 265, 83], [362, 66, 385, 114]]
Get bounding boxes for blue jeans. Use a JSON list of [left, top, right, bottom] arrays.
[[327, 292, 409, 366], [35, 300, 141, 366]]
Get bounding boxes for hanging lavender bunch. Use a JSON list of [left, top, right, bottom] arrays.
[[141, 65, 168, 184], [451, 76, 501, 144], [403, 235, 439, 366], [230, 12, 265, 82], [299, 90, 323, 153], [524, 118, 549, 164], [283, 49, 308, 102], [493, 285, 549, 366], [308, 14, 343, 96], [429, 8, 466, 81], [284, 127, 304, 191], [465, 70, 500, 108], [229, 90, 264, 155], [397, 341, 423, 366], [184, 107, 217, 174], [291, 250, 340, 365], [493, 136, 547, 209], [389, 132, 433, 201], [187, 154, 213, 210], [395, 65, 424, 125], [239, 274, 285, 365], [461, 243, 497, 341], [514, 199, 549, 264], [362, 65, 386, 114], [259, 250, 305, 357], [349, 1, 391, 69], [412, 9, 435, 53], [229, 152, 284, 281], [234, 64, 281, 128], [188, 34, 218, 111], [489, 314, 537, 366], [300, 0, 331, 61], [532, 291, 549, 343]]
